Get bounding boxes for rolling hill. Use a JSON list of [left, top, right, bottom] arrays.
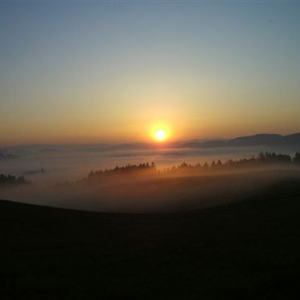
[[1, 177, 300, 299]]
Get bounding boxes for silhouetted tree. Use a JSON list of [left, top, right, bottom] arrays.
[[0, 174, 27, 186], [294, 153, 300, 164]]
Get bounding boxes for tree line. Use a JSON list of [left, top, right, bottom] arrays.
[[0, 174, 27, 186], [86, 152, 300, 181]]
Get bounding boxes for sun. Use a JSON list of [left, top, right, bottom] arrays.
[[155, 129, 167, 142], [150, 124, 170, 142]]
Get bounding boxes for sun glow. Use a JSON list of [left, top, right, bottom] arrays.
[[150, 123, 171, 143], [154, 129, 167, 142]]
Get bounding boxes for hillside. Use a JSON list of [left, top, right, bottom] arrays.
[[1, 179, 300, 299]]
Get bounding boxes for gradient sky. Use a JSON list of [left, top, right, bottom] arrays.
[[1, 0, 300, 145]]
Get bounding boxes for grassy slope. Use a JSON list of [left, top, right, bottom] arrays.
[[1, 179, 300, 299]]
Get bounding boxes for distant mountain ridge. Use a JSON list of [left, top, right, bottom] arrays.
[[182, 133, 300, 148]]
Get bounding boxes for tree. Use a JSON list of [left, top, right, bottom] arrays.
[[294, 153, 300, 164]]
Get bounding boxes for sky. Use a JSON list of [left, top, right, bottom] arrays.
[[0, 0, 300, 145]]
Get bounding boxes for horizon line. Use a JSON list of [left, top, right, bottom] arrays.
[[1, 131, 300, 149]]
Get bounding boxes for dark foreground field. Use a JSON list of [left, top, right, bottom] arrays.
[[1, 179, 300, 299]]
